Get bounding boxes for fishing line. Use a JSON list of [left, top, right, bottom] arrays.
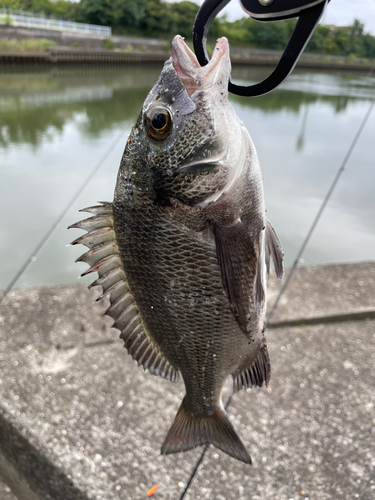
[[179, 395, 233, 500], [266, 96, 375, 325], [180, 68, 375, 497], [179, 444, 209, 500], [266, 59, 375, 324], [0, 130, 126, 306]]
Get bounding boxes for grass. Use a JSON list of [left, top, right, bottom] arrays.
[[102, 39, 115, 50], [121, 44, 134, 53], [0, 38, 57, 52]]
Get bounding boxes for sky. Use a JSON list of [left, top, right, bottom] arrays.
[[167, 0, 375, 35]]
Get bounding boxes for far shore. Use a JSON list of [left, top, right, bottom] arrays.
[[0, 46, 373, 71], [0, 24, 374, 70]]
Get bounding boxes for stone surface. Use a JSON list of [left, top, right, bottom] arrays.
[[0, 262, 375, 499], [0, 476, 19, 500], [0, 286, 200, 500], [268, 261, 375, 325], [185, 319, 375, 500], [0, 284, 113, 351]]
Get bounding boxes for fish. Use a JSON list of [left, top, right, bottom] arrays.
[[70, 35, 284, 464]]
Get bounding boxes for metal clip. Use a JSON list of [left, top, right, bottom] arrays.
[[193, 0, 330, 97]]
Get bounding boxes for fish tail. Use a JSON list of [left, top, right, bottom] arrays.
[[161, 397, 252, 464]]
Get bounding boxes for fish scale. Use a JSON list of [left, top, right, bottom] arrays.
[[116, 203, 243, 389], [71, 35, 284, 464]]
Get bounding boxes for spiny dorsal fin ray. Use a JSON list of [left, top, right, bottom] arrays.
[[265, 219, 284, 280], [232, 345, 271, 393], [81, 254, 123, 277], [70, 202, 179, 382], [88, 267, 125, 292], [71, 227, 116, 249], [68, 214, 113, 232], [79, 203, 113, 215]]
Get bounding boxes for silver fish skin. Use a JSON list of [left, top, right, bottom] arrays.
[[71, 36, 284, 464]]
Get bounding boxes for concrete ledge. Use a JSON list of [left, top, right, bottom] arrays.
[[0, 475, 19, 500], [270, 308, 375, 329], [268, 261, 375, 326], [185, 318, 375, 499], [0, 25, 167, 49], [0, 288, 200, 499], [0, 48, 167, 65], [0, 262, 374, 498]]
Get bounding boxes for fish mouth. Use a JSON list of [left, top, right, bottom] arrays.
[[171, 36, 231, 97]]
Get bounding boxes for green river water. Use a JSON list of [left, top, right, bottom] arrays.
[[0, 64, 374, 289]]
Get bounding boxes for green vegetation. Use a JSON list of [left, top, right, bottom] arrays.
[[102, 38, 115, 50], [1, 0, 80, 19], [1, 0, 375, 59], [0, 37, 56, 51]]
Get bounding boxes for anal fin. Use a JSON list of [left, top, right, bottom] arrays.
[[232, 345, 271, 393]]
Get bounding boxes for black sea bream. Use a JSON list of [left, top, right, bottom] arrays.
[[70, 36, 284, 464]]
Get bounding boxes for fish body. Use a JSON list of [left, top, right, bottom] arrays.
[[71, 36, 283, 464]]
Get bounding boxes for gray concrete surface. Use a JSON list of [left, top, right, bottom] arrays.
[[0, 475, 19, 500], [0, 25, 167, 51], [185, 319, 375, 500], [0, 262, 374, 499], [0, 288, 199, 500], [268, 261, 375, 326]]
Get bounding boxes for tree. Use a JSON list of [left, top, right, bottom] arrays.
[[168, 1, 198, 38], [138, 0, 172, 37], [78, 0, 146, 29]]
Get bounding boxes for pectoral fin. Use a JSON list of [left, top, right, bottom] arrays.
[[210, 220, 265, 337], [265, 219, 284, 280]]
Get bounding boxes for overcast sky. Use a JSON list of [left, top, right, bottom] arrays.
[[168, 0, 375, 35]]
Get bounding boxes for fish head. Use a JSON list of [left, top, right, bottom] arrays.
[[117, 36, 246, 207]]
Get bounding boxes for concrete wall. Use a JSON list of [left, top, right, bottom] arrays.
[[0, 25, 373, 70], [0, 24, 166, 51]]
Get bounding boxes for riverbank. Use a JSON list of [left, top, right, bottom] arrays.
[[1, 46, 374, 71], [0, 261, 374, 499], [1, 45, 373, 71], [0, 24, 374, 70]]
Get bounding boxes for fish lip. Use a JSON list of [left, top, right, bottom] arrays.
[[171, 35, 230, 96], [171, 35, 201, 78]]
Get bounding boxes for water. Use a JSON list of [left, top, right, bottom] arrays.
[[0, 64, 374, 290]]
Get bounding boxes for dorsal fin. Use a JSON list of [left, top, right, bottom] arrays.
[[265, 219, 284, 280], [232, 345, 271, 393], [69, 202, 179, 382]]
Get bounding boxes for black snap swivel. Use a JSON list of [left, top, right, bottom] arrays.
[[193, 0, 331, 97]]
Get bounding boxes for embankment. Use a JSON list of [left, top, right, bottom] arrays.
[[0, 24, 374, 70]]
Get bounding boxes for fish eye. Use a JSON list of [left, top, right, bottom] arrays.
[[145, 107, 173, 141]]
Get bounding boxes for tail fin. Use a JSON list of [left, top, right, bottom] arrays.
[[161, 397, 252, 464]]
